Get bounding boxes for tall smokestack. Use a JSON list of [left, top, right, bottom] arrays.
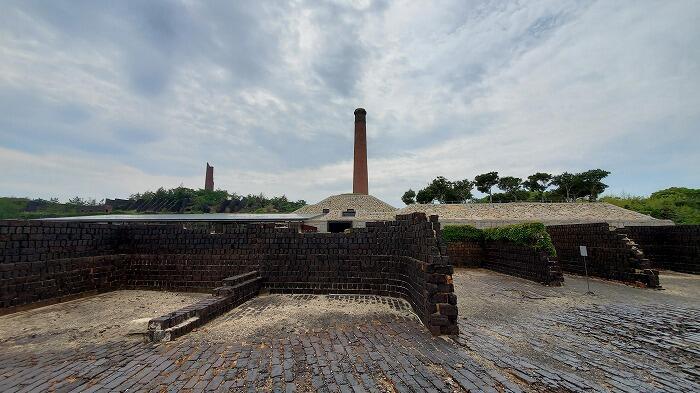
[[353, 108, 368, 195], [205, 163, 214, 191]]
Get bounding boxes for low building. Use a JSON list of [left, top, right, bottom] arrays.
[[294, 193, 397, 232]]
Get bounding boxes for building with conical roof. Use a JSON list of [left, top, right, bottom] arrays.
[[295, 193, 397, 232]]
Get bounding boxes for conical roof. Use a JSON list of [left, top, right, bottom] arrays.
[[295, 193, 397, 220]]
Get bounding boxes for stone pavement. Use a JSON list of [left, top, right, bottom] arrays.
[[1, 270, 698, 392]]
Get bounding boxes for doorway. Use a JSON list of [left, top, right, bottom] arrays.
[[327, 221, 352, 233]]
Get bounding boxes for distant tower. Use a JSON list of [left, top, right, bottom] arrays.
[[353, 108, 368, 195], [205, 163, 214, 191]]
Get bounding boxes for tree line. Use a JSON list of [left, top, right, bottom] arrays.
[[401, 169, 610, 205], [128, 186, 306, 213]]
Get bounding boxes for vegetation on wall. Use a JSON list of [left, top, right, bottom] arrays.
[[602, 187, 700, 224], [442, 223, 557, 256], [403, 169, 611, 204], [442, 224, 485, 243]]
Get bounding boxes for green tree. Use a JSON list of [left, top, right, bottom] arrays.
[[68, 196, 86, 206], [416, 188, 434, 204], [423, 176, 473, 203], [551, 172, 576, 202], [474, 172, 499, 202], [497, 176, 523, 201], [523, 172, 552, 202], [450, 179, 474, 203], [578, 169, 610, 201], [401, 189, 416, 205]]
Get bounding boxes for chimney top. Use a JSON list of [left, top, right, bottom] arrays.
[[354, 108, 366, 123]]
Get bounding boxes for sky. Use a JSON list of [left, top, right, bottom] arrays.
[[1, 0, 698, 207]]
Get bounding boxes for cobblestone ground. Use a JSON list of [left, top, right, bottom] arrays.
[[0, 270, 698, 392]]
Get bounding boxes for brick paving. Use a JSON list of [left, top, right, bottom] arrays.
[[1, 270, 699, 392]]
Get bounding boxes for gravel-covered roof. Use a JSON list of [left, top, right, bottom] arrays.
[[396, 202, 672, 227], [295, 193, 397, 221], [39, 213, 321, 222]]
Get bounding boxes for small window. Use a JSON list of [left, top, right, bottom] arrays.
[[342, 209, 356, 217], [322, 208, 330, 214]]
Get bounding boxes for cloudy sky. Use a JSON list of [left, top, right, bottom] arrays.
[[1, 0, 698, 206]]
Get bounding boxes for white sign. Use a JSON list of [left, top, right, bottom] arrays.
[[579, 246, 588, 257]]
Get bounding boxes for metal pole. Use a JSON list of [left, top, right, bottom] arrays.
[[583, 255, 593, 295]]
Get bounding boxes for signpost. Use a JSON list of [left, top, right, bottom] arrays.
[[580, 245, 594, 295]]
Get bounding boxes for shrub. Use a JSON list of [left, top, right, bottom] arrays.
[[483, 223, 556, 256], [442, 225, 484, 242], [602, 187, 699, 224], [442, 222, 556, 256]]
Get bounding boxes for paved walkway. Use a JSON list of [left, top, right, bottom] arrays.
[[0, 270, 698, 392]]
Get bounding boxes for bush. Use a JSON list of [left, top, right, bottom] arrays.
[[442, 225, 484, 242], [602, 187, 699, 224], [442, 222, 556, 256], [483, 223, 556, 256]]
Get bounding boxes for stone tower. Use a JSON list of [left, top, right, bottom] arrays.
[[205, 163, 214, 191], [353, 108, 368, 195]]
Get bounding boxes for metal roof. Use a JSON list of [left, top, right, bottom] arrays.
[[38, 213, 323, 223]]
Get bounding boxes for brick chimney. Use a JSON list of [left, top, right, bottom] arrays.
[[353, 108, 368, 195], [205, 163, 214, 191]]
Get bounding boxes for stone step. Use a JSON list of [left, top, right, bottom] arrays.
[[149, 276, 263, 343], [151, 316, 200, 343], [222, 271, 259, 287], [214, 277, 261, 296]]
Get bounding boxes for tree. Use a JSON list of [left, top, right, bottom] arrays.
[[474, 172, 499, 202], [422, 176, 473, 203], [523, 172, 552, 202], [497, 176, 523, 201], [578, 169, 610, 201], [416, 188, 434, 204], [551, 172, 576, 202], [401, 189, 416, 205], [68, 196, 86, 206], [450, 179, 474, 203], [425, 176, 451, 203]]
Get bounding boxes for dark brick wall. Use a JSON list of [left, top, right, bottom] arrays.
[[0, 221, 124, 310], [482, 241, 563, 286], [619, 225, 699, 274], [0, 221, 122, 263], [445, 239, 563, 286], [120, 223, 263, 291], [0, 213, 459, 335], [261, 214, 457, 334], [547, 223, 659, 287], [446, 241, 485, 267]]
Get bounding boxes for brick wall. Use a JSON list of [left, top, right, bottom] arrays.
[[0, 221, 124, 311], [446, 241, 484, 267], [547, 223, 659, 287], [619, 225, 699, 274], [0, 213, 459, 335], [482, 241, 563, 286], [445, 239, 563, 286], [119, 223, 263, 291], [262, 214, 458, 334]]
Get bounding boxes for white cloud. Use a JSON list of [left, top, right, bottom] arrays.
[[1, 0, 698, 206]]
